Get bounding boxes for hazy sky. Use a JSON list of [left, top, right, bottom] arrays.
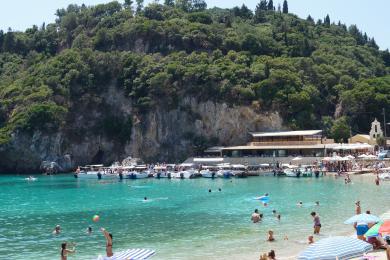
[[1, 0, 389, 50]]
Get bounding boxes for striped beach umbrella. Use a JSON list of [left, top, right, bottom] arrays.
[[97, 249, 156, 260], [297, 236, 373, 260]]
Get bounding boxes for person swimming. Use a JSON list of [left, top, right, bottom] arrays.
[[315, 201, 320, 206], [101, 228, 113, 257], [87, 226, 92, 234], [60, 242, 75, 260], [208, 189, 211, 193], [277, 214, 281, 221], [297, 201, 303, 207], [218, 188, 221, 192], [53, 225, 61, 235], [308, 235, 314, 244], [267, 230, 275, 242], [272, 210, 277, 216], [144, 197, 147, 201]]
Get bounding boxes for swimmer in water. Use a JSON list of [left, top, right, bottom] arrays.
[[272, 210, 277, 216], [297, 201, 303, 207], [277, 214, 281, 221], [61, 242, 75, 260], [87, 226, 92, 234], [263, 202, 268, 207], [53, 225, 61, 235], [144, 197, 147, 201], [208, 189, 211, 193], [315, 201, 320, 206], [267, 230, 275, 242], [218, 188, 221, 192]]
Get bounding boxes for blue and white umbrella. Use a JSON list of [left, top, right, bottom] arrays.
[[97, 248, 156, 260], [344, 213, 381, 225], [298, 236, 373, 260]]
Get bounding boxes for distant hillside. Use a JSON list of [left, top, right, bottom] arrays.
[[0, 0, 389, 172]]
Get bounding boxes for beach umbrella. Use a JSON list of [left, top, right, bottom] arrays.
[[344, 213, 381, 225], [322, 157, 331, 161], [358, 154, 368, 159], [364, 222, 383, 238], [346, 155, 355, 160], [378, 220, 390, 235], [297, 236, 373, 260]]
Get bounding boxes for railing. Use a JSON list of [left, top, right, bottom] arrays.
[[248, 141, 322, 146]]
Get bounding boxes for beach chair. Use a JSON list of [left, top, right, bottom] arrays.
[[97, 249, 155, 260]]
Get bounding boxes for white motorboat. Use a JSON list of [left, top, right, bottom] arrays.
[[174, 170, 196, 179], [74, 165, 118, 179], [126, 165, 150, 179], [216, 164, 235, 178], [231, 164, 248, 178], [153, 166, 172, 178], [200, 169, 217, 178]]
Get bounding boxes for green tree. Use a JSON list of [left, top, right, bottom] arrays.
[[331, 117, 350, 143], [282, 0, 288, 14], [176, 0, 192, 12], [192, 0, 207, 11], [267, 0, 274, 10], [324, 14, 330, 27], [164, 0, 174, 6], [136, 0, 144, 13], [124, 0, 134, 10]]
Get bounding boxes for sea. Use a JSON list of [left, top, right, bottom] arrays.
[[0, 174, 389, 259]]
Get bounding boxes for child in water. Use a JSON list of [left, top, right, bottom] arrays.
[[267, 230, 275, 242]]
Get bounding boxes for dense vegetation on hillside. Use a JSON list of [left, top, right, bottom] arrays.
[[0, 0, 389, 145]]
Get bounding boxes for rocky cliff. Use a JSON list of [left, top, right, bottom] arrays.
[[0, 86, 282, 173]]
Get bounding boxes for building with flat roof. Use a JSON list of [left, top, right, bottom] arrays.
[[203, 130, 334, 158]]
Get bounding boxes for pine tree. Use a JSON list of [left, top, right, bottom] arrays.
[[282, 0, 288, 14], [136, 0, 144, 13], [258, 0, 268, 11], [277, 3, 281, 13], [324, 14, 330, 27], [164, 0, 174, 6], [306, 15, 314, 23], [254, 2, 267, 23], [267, 0, 274, 10], [193, 0, 207, 11], [124, 0, 134, 10]]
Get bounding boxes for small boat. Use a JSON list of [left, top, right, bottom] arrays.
[[172, 163, 197, 179], [153, 166, 172, 179], [200, 169, 217, 178], [25, 176, 37, 181], [231, 164, 248, 178], [216, 164, 235, 178], [74, 165, 118, 179], [173, 170, 196, 179], [125, 165, 150, 179]]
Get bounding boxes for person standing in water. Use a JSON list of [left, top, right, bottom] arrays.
[[311, 212, 321, 234], [355, 201, 361, 214], [375, 175, 380, 186], [60, 242, 75, 260], [251, 209, 261, 223], [101, 228, 113, 257]]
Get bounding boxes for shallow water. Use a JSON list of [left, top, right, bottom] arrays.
[[0, 174, 389, 259]]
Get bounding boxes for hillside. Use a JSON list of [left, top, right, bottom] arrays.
[[0, 0, 389, 172]]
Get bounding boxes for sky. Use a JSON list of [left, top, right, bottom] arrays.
[[0, 0, 389, 50]]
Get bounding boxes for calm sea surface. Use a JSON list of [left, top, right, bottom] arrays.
[[0, 174, 389, 259]]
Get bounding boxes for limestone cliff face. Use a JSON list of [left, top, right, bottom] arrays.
[[0, 93, 283, 173]]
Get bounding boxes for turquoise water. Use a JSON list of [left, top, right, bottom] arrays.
[[0, 175, 389, 260]]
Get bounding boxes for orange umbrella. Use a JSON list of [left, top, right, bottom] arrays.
[[378, 220, 390, 235]]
